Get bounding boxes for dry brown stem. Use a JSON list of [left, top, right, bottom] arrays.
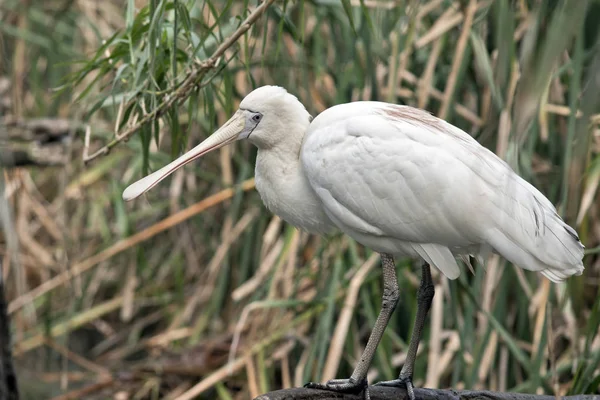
[[8, 178, 255, 314]]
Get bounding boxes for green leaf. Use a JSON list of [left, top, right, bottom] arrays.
[[340, 0, 357, 35], [470, 31, 503, 110]]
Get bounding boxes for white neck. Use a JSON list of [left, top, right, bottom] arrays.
[[253, 129, 333, 235]]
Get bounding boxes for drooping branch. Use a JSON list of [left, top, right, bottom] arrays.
[[82, 0, 276, 164], [254, 387, 598, 400]]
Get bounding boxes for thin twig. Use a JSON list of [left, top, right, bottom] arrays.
[[321, 253, 379, 381], [82, 0, 276, 164], [49, 376, 114, 400], [438, 0, 478, 119]]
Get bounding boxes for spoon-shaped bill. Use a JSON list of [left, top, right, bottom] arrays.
[[122, 112, 245, 201]]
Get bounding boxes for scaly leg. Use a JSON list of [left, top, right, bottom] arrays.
[[375, 262, 435, 400], [305, 253, 400, 399]]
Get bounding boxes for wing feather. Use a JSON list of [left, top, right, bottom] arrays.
[[303, 107, 484, 246], [301, 102, 584, 281]]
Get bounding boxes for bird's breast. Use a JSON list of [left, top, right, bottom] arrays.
[[254, 151, 334, 235]]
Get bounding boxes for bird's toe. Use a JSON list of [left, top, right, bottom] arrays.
[[374, 376, 415, 400], [305, 377, 368, 394]]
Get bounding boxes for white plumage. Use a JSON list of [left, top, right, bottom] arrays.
[[123, 85, 584, 396], [123, 85, 584, 281], [300, 100, 584, 282]]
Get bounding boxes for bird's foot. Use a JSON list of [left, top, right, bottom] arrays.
[[305, 377, 369, 399], [374, 375, 415, 400]]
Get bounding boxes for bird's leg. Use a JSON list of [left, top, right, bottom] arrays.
[[375, 262, 435, 400], [305, 253, 399, 398]]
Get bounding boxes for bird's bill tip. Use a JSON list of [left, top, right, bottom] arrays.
[[122, 178, 151, 201], [122, 165, 173, 202], [122, 183, 143, 202]]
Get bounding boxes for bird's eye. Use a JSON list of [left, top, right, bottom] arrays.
[[252, 114, 262, 123]]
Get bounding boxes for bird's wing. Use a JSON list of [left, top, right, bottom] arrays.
[[301, 102, 584, 280]]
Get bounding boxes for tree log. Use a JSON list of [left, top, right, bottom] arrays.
[[254, 387, 599, 400], [0, 117, 81, 167], [0, 277, 19, 400]]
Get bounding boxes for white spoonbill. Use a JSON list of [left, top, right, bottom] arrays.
[[123, 86, 584, 399]]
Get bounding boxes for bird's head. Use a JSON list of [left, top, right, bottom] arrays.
[[122, 85, 310, 201]]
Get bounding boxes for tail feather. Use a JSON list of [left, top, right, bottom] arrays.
[[413, 243, 461, 280], [484, 176, 584, 283]]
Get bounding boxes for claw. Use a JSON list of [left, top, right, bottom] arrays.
[[305, 378, 369, 399], [374, 376, 415, 400]]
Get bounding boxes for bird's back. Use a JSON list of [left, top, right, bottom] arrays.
[[302, 102, 584, 281]]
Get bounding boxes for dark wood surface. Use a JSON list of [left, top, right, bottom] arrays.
[[0, 277, 19, 400], [0, 117, 81, 167], [255, 386, 599, 400]]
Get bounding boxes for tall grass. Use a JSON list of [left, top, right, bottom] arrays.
[[0, 1, 599, 399]]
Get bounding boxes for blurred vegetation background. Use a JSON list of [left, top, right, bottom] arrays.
[[0, 0, 599, 399]]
